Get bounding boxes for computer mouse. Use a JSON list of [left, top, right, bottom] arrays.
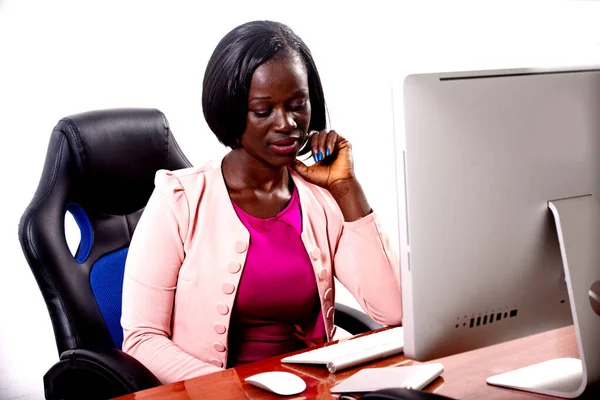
[[359, 388, 456, 400], [244, 371, 307, 396]]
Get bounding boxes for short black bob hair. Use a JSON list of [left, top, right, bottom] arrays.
[[202, 20, 327, 155]]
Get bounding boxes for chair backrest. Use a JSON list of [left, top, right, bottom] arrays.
[[19, 108, 192, 355]]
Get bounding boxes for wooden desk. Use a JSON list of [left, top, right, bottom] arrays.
[[116, 325, 586, 400]]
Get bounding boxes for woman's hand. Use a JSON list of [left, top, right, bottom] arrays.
[[290, 130, 372, 221], [290, 130, 355, 190]]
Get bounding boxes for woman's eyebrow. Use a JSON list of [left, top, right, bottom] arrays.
[[249, 89, 308, 103], [249, 96, 271, 102]]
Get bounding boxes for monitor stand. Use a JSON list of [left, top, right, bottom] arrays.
[[486, 195, 600, 398]]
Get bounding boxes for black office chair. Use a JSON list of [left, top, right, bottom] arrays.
[[18, 108, 382, 400]]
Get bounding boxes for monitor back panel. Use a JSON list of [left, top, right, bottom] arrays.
[[398, 66, 600, 360]]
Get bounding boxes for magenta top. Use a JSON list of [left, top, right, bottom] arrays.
[[226, 187, 326, 367]]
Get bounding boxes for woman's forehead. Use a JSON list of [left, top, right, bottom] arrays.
[[249, 56, 309, 98]]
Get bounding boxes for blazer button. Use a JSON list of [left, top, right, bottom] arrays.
[[330, 326, 337, 338], [213, 342, 226, 352], [222, 283, 235, 295], [216, 303, 229, 315], [210, 358, 223, 368], [324, 288, 332, 301], [228, 262, 241, 274], [311, 247, 321, 260], [326, 306, 334, 319], [319, 268, 328, 281], [235, 241, 248, 253], [213, 323, 226, 334]]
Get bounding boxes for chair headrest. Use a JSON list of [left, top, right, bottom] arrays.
[[57, 108, 191, 215]]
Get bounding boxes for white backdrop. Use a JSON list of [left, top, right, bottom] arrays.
[[1, 1, 599, 398]]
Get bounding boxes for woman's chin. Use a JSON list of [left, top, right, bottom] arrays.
[[269, 155, 298, 169]]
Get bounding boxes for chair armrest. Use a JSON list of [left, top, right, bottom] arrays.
[[334, 302, 384, 335], [44, 347, 161, 400]]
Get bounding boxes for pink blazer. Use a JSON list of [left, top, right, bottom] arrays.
[[121, 159, 403, 384]]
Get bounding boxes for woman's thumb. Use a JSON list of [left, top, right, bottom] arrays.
[[289, 159, 310, 179]]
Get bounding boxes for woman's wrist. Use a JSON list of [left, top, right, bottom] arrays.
[[328, 177, 372, 222]]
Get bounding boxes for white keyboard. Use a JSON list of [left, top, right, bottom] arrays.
[[281, 326, 404, 373]]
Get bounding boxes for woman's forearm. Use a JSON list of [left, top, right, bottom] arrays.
[[328, 177, 372, 222]]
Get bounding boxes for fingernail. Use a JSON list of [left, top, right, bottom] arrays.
[[313, 154, 318, 163], [318, 152, 323, 161], [325, 148, 330, 157]]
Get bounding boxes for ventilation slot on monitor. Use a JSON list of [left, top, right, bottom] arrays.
[[455, 308, 519, 329]]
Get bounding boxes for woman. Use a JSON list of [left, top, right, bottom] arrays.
[[121, 20, 402, 384]]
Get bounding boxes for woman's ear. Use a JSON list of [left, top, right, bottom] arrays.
[[233, 136, 242, 149]]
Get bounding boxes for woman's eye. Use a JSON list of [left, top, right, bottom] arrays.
[[252, 109, 271, 117], [290, 101, 307, 111]]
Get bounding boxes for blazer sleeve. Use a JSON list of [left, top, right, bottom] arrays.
[[121, 170, 222, 384], [333, 212, 403, 326]]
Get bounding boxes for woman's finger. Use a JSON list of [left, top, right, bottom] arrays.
[[310, 130, 320, 163], [325, 130, 338, 158], [316, 129, 329, 162]]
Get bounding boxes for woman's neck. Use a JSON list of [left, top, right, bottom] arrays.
[[222, 148, 290, 193]]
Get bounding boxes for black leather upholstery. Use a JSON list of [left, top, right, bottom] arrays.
[[44, 347, 163, 399], [19, 108, 191, 399], [335, 302, 383, 334], [19, 107, 383, 399], [20, 108, 191, 354]]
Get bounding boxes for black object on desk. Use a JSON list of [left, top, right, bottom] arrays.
[[340, 388, 456, 400]]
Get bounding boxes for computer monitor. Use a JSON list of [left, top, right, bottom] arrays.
[[395, 65, 600, 398]]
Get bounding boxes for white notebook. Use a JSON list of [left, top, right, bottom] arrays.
[[330, 363, 445, 393], [281, 327, 404, 373]]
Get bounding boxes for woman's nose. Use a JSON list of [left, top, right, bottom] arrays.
[[274, 108, 297, 132]]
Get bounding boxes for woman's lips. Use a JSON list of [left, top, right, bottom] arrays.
[[270, 138, 300, 155], [272, 137, 300, 146]]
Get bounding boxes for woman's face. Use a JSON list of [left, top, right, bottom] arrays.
[[239, 52, 311, 168]]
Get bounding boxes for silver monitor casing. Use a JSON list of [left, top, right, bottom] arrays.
[[396, 66, 600, 398]]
